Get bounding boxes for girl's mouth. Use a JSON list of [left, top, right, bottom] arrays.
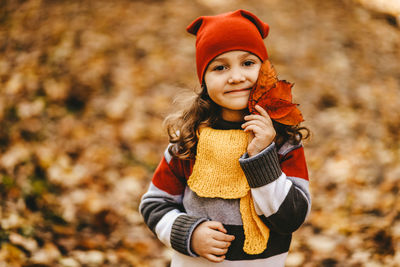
[[225, 87, 252, 94]]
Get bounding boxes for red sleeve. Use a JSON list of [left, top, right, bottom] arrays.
[[152, 156, 193, 195], [279, 146, 309, 181]]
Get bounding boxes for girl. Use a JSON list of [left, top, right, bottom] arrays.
[[140, 10, 310, 267]]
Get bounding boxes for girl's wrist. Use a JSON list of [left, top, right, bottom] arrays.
[[248, 141, 273, 157]]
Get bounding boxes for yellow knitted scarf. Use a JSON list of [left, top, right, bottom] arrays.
[[187, 127, 269, 254]]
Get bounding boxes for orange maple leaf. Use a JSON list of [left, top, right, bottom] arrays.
[[248, 60, 304, 125]]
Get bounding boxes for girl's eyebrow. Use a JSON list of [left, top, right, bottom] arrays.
[[211, 57, 227, 64], [238, 52, 254, 60], [213, 52, 254, 63]]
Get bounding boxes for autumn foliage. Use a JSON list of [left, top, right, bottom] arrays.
[[248, 60, 304, 125], [0, 0, 399, 266]]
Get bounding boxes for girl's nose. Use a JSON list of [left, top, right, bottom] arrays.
[[228, 69, 245, 84]]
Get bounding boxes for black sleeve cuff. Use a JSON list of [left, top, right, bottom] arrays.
[[170, 215, 208, 256], [239, 142, 282, 188]]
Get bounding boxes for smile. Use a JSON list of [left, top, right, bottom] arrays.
[[225, 88, 252, 94]]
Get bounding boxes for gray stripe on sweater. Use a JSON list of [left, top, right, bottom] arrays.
[[140, 183, 183, 207], [139, 183, 184, 232], [287, 176, 311, 216], [183, 187, 243, 225], [278, 141, 302, 156]]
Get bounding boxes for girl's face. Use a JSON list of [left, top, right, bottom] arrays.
[[204, 50, 262, 122]]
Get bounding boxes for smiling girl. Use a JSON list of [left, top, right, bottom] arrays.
[[140, 10, 311, 267]]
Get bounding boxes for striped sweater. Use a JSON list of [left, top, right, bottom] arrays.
[[139, 120, 310, 266]]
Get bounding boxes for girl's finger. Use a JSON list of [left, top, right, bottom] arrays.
[[212, 230, 235, 242], [213, 240, 232, 249], [242, 119, 268, 130], [207, 221, 227, 234], [244, 114, 270, 126], [255, 104, 270, 119], [255, 105, 273, 124], [243, 124, 263, 134], [205, 254, 225, 263], [244, 114, 265, 121], [209, 247, 229, 256]]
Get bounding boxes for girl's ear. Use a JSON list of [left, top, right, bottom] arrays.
[[238, 10, 269, 38], [186, 17, 204, 35]]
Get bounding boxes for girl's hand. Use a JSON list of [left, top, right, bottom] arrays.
[[191, 221, 235, 263], [242, 105, 276, 157]]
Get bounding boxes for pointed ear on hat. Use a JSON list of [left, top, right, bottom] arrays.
[[238, 9, 269, 38], [186, 17, 204, 35]]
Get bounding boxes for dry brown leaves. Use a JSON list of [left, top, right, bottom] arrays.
[[0, 0, 399, 266]]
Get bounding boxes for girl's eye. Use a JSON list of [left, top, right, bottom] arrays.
[[212, 65, 226, 71], [243, 60, 255, 67]]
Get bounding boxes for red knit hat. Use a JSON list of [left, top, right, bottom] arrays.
[[187, 9, 269, 84]]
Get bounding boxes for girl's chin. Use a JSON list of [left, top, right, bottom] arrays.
[[223, 100, 249, 110], [221, 108, 248, 121]]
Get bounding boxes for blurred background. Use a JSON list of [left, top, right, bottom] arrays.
[[0, 0, 399, 266]]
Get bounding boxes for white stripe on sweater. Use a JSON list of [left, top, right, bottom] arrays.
[[155, 209, 185, 247], [251, 172, 293, 217], [164, 144, 173, 164]]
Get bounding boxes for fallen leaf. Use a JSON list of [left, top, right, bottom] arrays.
[[248, 60, 304, 125]]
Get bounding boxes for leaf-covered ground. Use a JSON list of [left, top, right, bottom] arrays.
[[0, 0, 399, 266]]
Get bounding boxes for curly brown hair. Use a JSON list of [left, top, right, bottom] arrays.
[[164, 87, 309, 160]]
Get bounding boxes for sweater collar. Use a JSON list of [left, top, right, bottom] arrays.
[[212, 119, 244, 130]]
